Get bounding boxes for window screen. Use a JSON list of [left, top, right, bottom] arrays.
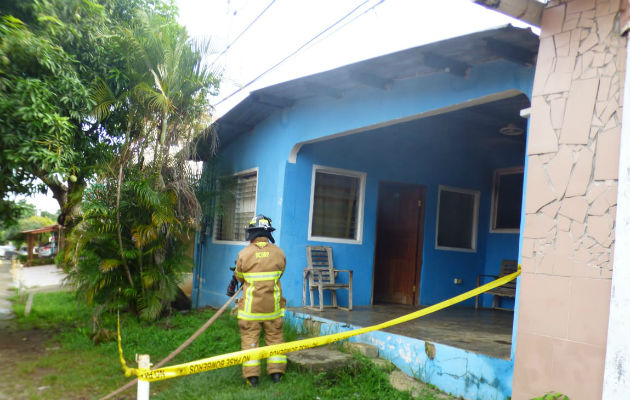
[[436, 187, 479, 250], [492, 168, 523, 232], [311, 171, 361, 240], [215, 171, 257, 241]]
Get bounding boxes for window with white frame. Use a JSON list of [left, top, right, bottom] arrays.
[[491, 167, 524, 233], [214, 170, 257, 242], [309, 165, 366, 243], [435, 185, 480, 252]]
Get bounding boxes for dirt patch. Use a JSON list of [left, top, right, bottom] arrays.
[[0, 328, 54, 399]]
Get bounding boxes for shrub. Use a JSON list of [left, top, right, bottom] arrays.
[[61, 173, 194, 321]]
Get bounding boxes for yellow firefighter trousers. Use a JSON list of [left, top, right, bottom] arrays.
[[238, 317, 287, 378]]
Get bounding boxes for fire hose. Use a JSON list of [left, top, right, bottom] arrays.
[[99, 286, 243, 400]]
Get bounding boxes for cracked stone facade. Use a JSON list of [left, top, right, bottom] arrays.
[[513, 1, 627, 399]]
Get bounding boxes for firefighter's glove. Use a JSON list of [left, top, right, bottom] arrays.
[[226, 275, 239, 297]]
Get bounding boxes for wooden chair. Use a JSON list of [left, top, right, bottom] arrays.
[[475, 260, 518, 310], [303, 246, 353, 311]]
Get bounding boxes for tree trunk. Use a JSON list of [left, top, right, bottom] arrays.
[[42, 175, 84, 231], [155, 112, 168, 188], [116, 163, 134, 288], [114, 119, 135, 288]]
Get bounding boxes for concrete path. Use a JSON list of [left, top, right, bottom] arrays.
[[19, 264, 67, 289], [0, 261, 68, 325]]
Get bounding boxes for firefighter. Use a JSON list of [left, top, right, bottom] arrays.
[[234, 214, 287, 387]]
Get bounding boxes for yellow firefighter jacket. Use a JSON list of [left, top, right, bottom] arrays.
[[235, 238, 286, 321]]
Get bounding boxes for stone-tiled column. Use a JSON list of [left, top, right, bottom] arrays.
[[513, 1, 626, 399]]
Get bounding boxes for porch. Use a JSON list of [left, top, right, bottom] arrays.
[[290, 304, 514, 359], [286, 303, 515, 400]]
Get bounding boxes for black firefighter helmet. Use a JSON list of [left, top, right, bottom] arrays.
[[245, 214, 276, 243]]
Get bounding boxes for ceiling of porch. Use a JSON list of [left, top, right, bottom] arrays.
[[377, 93, 531, 148], [300, 92, 531, 157]]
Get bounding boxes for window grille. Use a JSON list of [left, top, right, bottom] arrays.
[[215, 171, 257, 241]]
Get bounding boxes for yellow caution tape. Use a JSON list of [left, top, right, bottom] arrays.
[[117, 311, 141, 378], [119, 267, 520, 382]]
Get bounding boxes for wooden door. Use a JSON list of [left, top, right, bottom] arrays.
[[373, 182, 426, 305]]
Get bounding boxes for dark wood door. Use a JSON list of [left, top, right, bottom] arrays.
[[373, 182, 426, 305]]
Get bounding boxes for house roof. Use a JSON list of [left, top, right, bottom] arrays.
[[21, 224, 61, 235], [197, 25, 538, 159]]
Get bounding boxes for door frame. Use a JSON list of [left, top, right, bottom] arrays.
[[371, 181, 427, 306]]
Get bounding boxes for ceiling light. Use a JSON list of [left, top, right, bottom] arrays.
[[499, 123, 523, 136]]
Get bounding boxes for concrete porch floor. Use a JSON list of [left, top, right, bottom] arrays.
[[290, 304, 515, 359]]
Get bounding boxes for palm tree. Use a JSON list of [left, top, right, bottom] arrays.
[[63, 9, 219, 321], [129, 11, 217, 181]]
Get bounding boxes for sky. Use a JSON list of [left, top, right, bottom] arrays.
[[176, 0, 536, 116], [22, 0, 537, 215]]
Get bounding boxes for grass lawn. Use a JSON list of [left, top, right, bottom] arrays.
[[3, 291, 454, 399]]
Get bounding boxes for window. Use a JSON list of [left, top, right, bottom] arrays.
[[308, 165, 366, 243], [435, 185, 480, 252], [214, 169, 257, 242], [491, 167, 524, 233]]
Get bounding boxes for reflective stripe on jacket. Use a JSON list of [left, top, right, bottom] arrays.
[[235, 239, 286, 320]]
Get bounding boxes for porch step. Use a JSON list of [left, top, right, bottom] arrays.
[[342, 341, 379, 358], [370, 358, 392, 370], [287, 346, 356, 372], [389, 370, 452, 399], [287, 342, 451, 399]]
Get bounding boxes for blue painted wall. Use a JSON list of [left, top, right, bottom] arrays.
[[286, 311, 514, 400], [280, 115, 525, 308], [194, 59, 534, 310]]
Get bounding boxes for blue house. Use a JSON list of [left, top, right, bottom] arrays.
[[193, 25, 538, 399]]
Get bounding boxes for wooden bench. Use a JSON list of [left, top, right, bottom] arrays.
[[302, 246, 353, 311], [475, 260, 518, 310]]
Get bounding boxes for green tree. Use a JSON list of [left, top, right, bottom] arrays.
[[61, 2, 217, 321], [0, 1, 114, 228], [65, 175, 192, 320], [0, 214, 54, 244], [90, 10, 218, 289], [14, 200, 36, 219], [0, 0, 193, 228], [40, 210, 60, 221], [0, 200, 37, 242], [2, 0, 219, 321], [18, 215, 55, 232]]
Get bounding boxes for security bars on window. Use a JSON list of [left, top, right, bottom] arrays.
[[215, 172, 257, 241]]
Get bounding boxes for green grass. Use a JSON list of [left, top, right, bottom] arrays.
[[7, 292, 450, 399]]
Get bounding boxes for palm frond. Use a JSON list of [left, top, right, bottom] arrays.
[[100, 258, 121, 272], [91, 77, 118, 121]]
